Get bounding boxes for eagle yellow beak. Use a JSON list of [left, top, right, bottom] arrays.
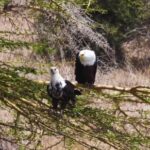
[[80, 54, 84, 61]]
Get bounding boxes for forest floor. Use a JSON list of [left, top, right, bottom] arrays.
[[0, 49, 150, 150]]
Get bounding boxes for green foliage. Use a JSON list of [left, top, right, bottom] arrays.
[[75, 0, 147, 45], [0, 62, 150, 149], [0, 38, 30, 50], [32, 42, 55, 55], [0, 64, 47, 101], [31, 0, 68, 11], [0, 0, 10, 7], [0, 0, 149, 59], [14, 66, 37, 75], [0, 38, 55, 56]]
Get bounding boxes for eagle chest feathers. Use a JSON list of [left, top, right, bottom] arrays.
[[50, 74, 66, 99]]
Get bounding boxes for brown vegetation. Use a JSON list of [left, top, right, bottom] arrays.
[[0, 0, 150, 149]]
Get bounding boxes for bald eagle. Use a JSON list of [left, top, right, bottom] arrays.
[[47, 67, 81, 112], [75, 50, 97, 85]]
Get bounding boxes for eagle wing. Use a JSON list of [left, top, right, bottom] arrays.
[[47, 84, 52, 97], [64, 80, 81, 96], [75, 53, 84, 83]]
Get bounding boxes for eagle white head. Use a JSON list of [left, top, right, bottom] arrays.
[[50, 67, 59, 75], [50, 67, 66, 88], [79, 49, 96, 66]]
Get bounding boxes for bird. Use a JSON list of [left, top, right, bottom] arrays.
[[47, 67, 81, 113], [75, 49, 97, 85]]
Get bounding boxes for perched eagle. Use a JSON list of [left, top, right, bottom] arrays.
[[75, 49, 97, 85], [47, 67, 81, 112]]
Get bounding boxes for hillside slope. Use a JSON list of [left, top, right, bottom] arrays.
[[0, 60, 150, 149], [0, 1, 150, 150]]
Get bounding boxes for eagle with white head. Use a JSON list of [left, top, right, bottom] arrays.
[[75, 49, 97, 85], [47, 67, 81, 112]]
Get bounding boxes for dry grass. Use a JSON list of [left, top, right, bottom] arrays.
[[0, 48, 150, 87], [96, 67, 150, 87], [0, 1, 150, 149], [57, 64, 150, 87], [0, 10, 150, 149], [0, 0, 149, 87], [0, 50, 150, 150]]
